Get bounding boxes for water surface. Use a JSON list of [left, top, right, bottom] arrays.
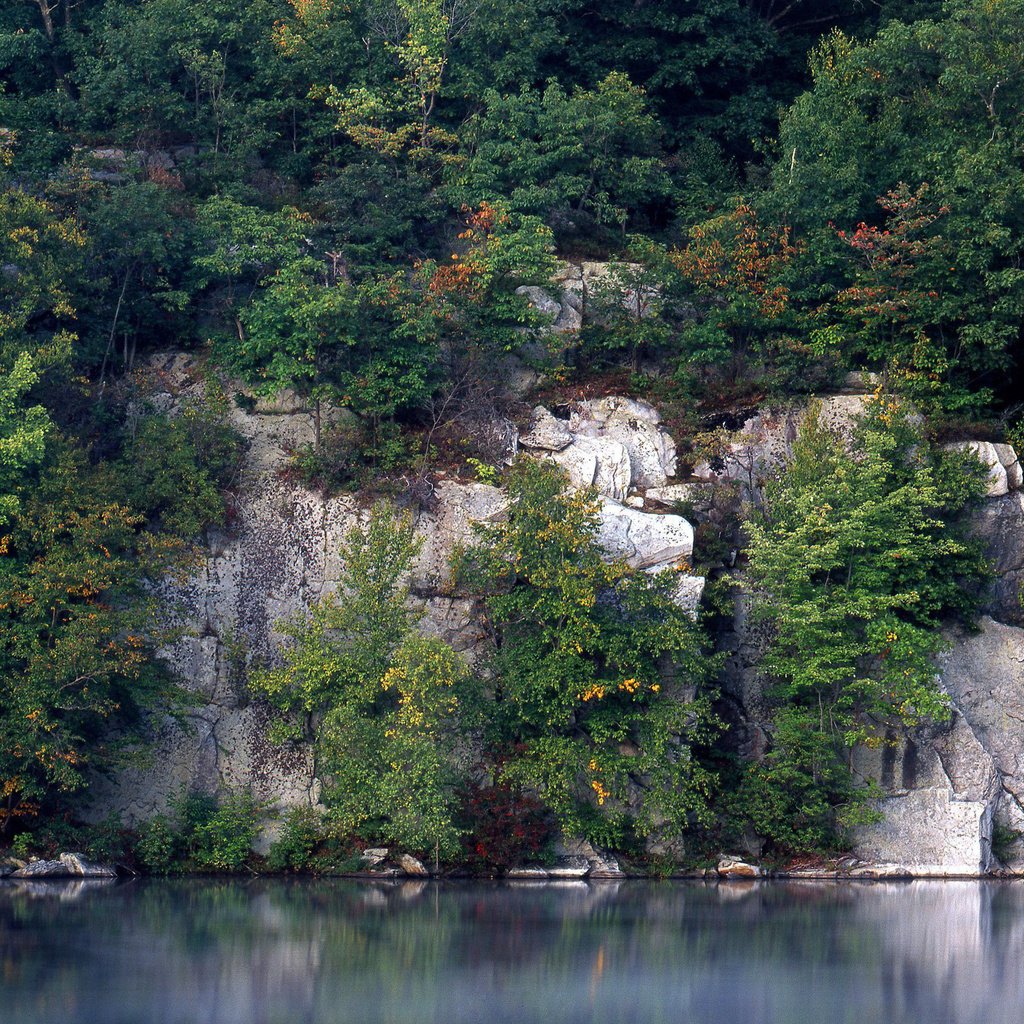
[[2, 877, 1022, 1024]]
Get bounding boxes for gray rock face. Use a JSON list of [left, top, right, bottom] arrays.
[[849, 617, 1024, 875], [547, 434, 632, 501], [519, 406, 573, 452], [853, 789, 993, 876], [88, 355, 497, 828], [691, 396, 871, 492], [971, 492, 1024, 625]]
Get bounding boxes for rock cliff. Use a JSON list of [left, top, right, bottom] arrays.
[[89, 357, 1024, 876]]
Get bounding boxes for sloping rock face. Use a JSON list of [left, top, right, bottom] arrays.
[[846, 464, 1023, 874], [705, 385, 1024, 876], [971, 491, 1024, 626], [848, 617, 1024, 876], [87, 355, 500, 825]]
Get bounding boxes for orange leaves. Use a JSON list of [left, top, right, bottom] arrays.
[[672, 202, 798, 320]]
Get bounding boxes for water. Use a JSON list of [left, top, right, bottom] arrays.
[[2, 877, 1023, 1024]]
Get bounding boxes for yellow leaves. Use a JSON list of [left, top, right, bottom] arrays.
[[579, 683, 605, 702], [590, 780, 611, 805], [618, 677, 640, 694]]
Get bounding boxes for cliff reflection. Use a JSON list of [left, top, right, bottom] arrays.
[[2, 878, 1023, 1024]]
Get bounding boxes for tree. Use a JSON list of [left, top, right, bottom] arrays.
[[768, 3, 1024, 406], [455, 72, 670, 234], [671, 200, 807, 395], [0, 439, 187, 832], [581, 235, 680, 371], [740, 395, 988, 850], [463, 460, 719, 848], [326, 0, 479, 165], [0, 353, 50, 528], [420, 200, 556, 356], [252, 505, 475, 857]]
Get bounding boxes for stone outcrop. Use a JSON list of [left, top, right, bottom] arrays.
[[569, 397, 677, 487], [88, 354, 498, 827], [518, 401, 704, 612], [972, 491, 1024, 625], [595, 498, 693, 569], [948, 441, 1023, 497], [10, 854, 117, 879], [691, 395, 872, 492]]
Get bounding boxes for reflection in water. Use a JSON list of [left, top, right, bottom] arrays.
[[2, 878, 1023, 1024]]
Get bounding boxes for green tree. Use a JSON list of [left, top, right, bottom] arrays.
[[455, 72, 669, 234], [463, 460, 719, 849], [740, 395, 988, 850], [0, 353, 50, 527], [0, 439, 187, 831], [252, 504, 474, 858], [769, 3, 1024, 406]]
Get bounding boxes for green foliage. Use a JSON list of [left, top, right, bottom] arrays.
[[253, 504, 474, 859], [118, 398, 241, 538], [463, 460, 720, 849], [456, 72, 670, 233], [190, 791, 263, 870], [135, 814, 177, 872], [421, 200, 556, 356], [742, 395, 988, 850], [0, 438, 187, 831], [769, 3, 1024, 406], [266, 806, 325, 872], [580, 235, 679, 370], [0, 353, 50, 526], [136, 790, 263, 872]]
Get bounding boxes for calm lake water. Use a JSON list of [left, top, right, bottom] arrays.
[[2, 877, 1023, 1024]]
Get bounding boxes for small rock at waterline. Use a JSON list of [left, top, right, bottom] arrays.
[[397, 853, 429, 877], [717, 856, 762, 879], [60, 852, 117, 877]]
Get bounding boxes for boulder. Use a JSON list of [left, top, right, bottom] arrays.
[[59, 853, 117, 878], [397, 853, 429, 877], [546, 857, 590, 879], [595, 498, 694, 569], [519, 406, 573, 452], [658, 571, 706, 616], [570, 396, 677, 487], [11, 859, 68, 879], [717, 856, 762, 879], [547, 435, 632, 501], [506, 866, 551, 880], [360, 848, 389, 868], [994, 443, 1023, 490], [558, 838, 625, 878], [692, 396, 874, 493], [514, 285, 561, 320]]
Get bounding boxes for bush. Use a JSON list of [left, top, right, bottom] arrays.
[[457, 782, 553, 874]]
